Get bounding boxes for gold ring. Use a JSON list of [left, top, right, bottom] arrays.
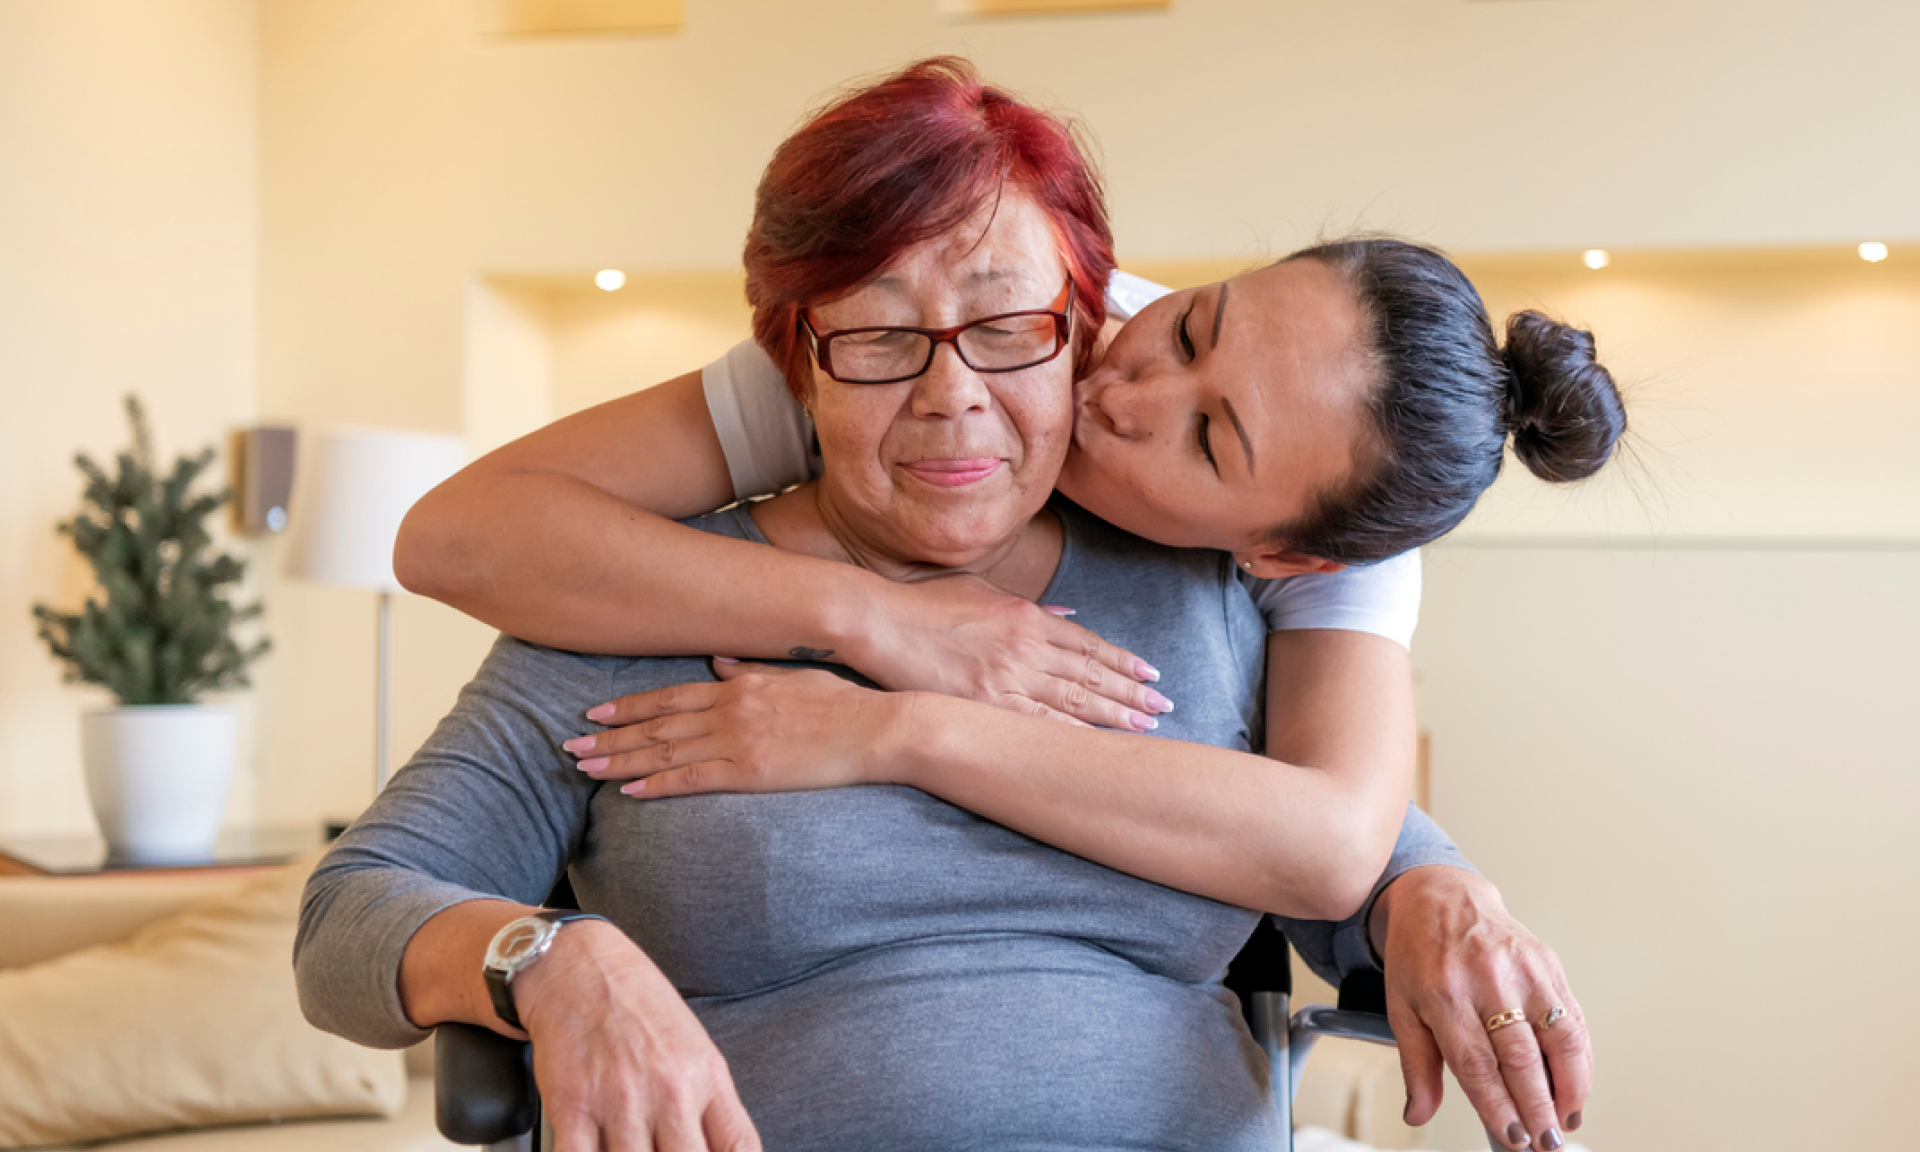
[[1536, 1005, 1567, 1031], [1484, 1009, 1528, 1034]]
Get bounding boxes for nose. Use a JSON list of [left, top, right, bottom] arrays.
[[910, 342, 992, 419], [1089, 370, 1152, 440]]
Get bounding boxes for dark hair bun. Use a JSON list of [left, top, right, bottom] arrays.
[[1502, 311, 1627, 482]]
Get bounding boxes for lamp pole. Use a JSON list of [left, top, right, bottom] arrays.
[[375, 589, 393, 793]]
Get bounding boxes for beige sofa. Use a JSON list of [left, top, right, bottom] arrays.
[[0, 866, 453, 1152], [1, 863, 1414, 1152]]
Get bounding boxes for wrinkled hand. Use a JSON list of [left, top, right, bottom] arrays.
[[566, 662, 910, 798], [1371, 867, 1591, 1152], [511, 919, 759, 1152], [853, 573, 1170, 731]]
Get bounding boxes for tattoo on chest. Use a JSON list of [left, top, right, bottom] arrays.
[[789, 646, 836, 663]]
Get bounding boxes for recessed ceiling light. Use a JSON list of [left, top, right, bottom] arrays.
[[595, 269, 627, 291], [1583, 249, 1610, 270], [1858, 242, 1889, 263]]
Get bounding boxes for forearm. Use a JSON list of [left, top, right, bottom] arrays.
[[397, 898, 535, 1032], [402, 471, 893, 660], [888, 693, 1390, 921], [294, 638, 608, 1048]]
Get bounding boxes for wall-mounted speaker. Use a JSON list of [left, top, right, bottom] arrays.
[[233, 426, 298, 535]]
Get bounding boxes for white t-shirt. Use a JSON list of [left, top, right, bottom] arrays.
[[701, 272, 1420, 649]]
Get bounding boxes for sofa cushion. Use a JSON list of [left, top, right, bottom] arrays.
[[0, 851, 407, 1149], [22, 1076, 451, 1152]]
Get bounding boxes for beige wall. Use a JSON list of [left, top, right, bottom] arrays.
[[0, 0, 260, 840], [1411, 544, 1920, 1149]]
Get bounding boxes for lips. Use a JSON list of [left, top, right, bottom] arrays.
[[899, 457, 1004, 488]]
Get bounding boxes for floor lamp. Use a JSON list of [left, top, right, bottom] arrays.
[[286, 428, 466, 797]]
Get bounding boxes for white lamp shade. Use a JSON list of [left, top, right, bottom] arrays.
[[285, 427, 467, 592]]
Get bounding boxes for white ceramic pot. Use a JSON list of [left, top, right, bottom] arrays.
[[80, 705, 236, 863]]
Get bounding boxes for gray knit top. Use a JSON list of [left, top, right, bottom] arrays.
[[295, 500, 1467, 1152]]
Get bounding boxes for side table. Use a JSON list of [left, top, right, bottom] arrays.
[[0, 824, 328, 877]]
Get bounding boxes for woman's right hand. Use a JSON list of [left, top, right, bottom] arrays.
[[851, 573, 1171, 730], [511, 920, 760, 1152]]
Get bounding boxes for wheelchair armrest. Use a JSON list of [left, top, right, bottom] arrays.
[[1291, 1004, 1396, 1047], [1336, 966, 1387, 1015], [435, 1022, 538, 1145], [1223, 916, 1292, 998], [1292, 967, 1394, 1047]]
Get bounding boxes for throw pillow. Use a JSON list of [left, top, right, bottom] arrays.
[[0, 849, 406, 1148]]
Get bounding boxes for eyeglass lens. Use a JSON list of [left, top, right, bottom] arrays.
[[828, 313, 1063, 383]]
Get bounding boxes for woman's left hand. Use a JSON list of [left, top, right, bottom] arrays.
[[564, 661, 911, 797], [1371, 866, 1592, 1152]]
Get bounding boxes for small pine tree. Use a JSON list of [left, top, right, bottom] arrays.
[[33, 396, 269, 705]]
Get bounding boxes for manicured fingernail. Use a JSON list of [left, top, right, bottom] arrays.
[[1506, 1121, 1528, 1147], [1567, 1112, 1582, 1132], [1042, 605, 1076, 616], [1128, 711, 1158, 731], [713, 656, 740, 664], [620, 781, 645, 796], [1135, 660, 1160, 682], [1537, 1128, 1563, 1151], [1144, 690, 1174, 714], [577, 757, 609, 773], [562, 736, 594, 754], [585, 704, 614, 722]]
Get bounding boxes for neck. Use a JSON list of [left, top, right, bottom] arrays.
[[748, 484, 1061, 600]]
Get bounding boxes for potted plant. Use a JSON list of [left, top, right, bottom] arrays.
[[33, 397, 269, 862]]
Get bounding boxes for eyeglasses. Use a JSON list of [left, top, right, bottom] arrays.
[[802, 274, 1074, 385]]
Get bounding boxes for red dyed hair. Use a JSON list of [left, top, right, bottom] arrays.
[[744, 57, 1115, 399]]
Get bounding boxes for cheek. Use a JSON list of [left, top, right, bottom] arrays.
[[812, 386, 904, 473], [1002, 369, 1074, 460]]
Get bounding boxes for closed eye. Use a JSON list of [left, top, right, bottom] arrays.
[[1197, 412, 1217, 473], [1174, 304, 1196, 360]]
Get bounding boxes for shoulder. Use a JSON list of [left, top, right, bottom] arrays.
[[1052, 498, 1207, 574], [1104, 270, 1172, 321], [701, 339, 817, 498], [1051, 499, 1248, 617], [1240, 550, 1423, 649]]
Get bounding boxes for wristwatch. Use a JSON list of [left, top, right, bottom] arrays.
[[482, 910, 607, 1029]]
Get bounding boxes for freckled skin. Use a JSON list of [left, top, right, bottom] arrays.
[[801, 190, 1077, 575]]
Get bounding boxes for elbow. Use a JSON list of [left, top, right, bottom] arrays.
[[290, 879, 335, 1033], [393, 491, 474, 603], [1323, 804, 1407, 923], [1295, 849, 1378, 924], [1284, 807, 1401, 924]]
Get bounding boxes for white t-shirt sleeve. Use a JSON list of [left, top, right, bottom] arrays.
[[1104, 269, 1171, 321], [1239, 550, 1423, 650], [700, 338, 823, 501]]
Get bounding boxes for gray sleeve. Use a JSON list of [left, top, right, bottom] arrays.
[[293, 636, 612, 1049], [701, 338, 821, 500], [1270, 803, 1473, 988]]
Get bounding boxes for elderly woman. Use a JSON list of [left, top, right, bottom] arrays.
[[295, 176, 1457, 1149], [395, 60, 1605, 1151]]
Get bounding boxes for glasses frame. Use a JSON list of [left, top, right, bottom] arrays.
[[801, 273, 1075, 385]]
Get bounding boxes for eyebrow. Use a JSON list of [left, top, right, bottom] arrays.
[[1221, 396, 1255, 476], [1209, 283, 1254, 474]]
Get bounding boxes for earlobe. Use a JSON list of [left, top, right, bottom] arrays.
[[1232, 549, 1346, 580]]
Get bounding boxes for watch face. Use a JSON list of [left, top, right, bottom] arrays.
[[485, 917, 555, 972]]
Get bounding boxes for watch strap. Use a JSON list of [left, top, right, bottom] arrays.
[[483, 910, 606, 1030]]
